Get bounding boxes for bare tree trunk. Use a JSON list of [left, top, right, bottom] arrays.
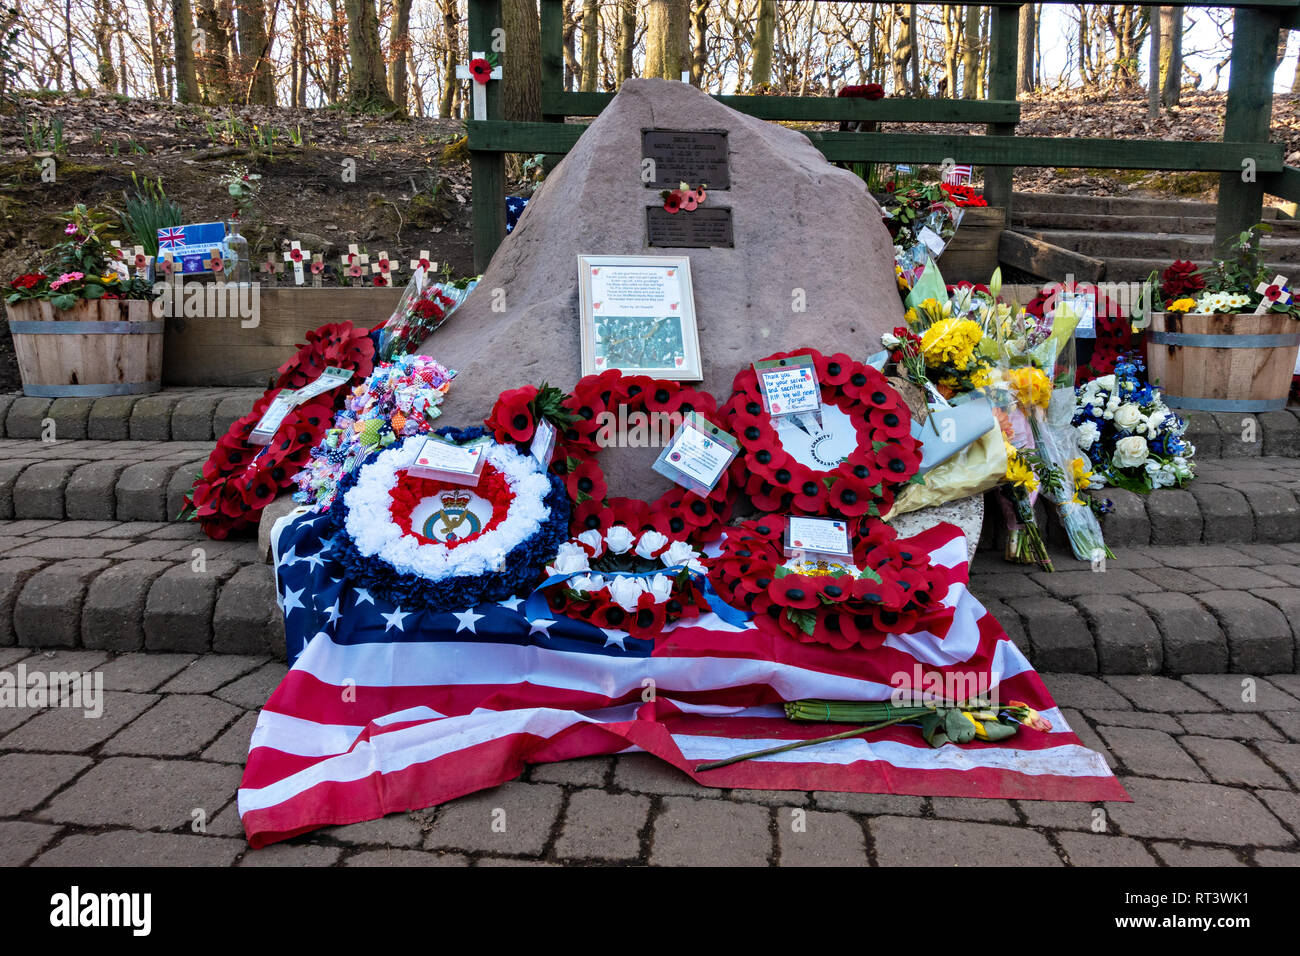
[[616, 0, 635, 84], [1160, 7, 1182, 106], [644, 0, 689, 79], [235, 0, 274, 104], [343, 0, 397, 109], [438, 0, 459, 116], [93, 0, 118, 91], [195, 0, 233, 101], [751, 0, 775, 87], [1148, 5, 1160, 117], [908, 4, 920, 94], [579, 0, 599, 90], [173, 0, 201, 102], [389, 0, 414, 112], [691, 0, 707, 86], [1017, 2, 1035, 93], [502, 0, 542, 119], [962, 4, 980, 97]]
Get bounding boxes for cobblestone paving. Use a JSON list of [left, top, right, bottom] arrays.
[[0, 649, 1297, 867]]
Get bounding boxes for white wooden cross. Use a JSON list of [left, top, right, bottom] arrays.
[[346, 251, 370, 286], [410, 250, 434, 289], [455, 51, 501, 121], [157, 250, 177, 279], [1255, 275, 1292, 314], [108, 240, 132, 281], [283, 240, 311, 286], [204, 248, 225, 286], [371, 250, 397, 286], [310, 253, 324, 288]]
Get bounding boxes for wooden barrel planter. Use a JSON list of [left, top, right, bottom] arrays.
[[6, 298, 163, 398], [1146, 311, 1300, 413]]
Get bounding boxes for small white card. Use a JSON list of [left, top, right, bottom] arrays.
[[917, 226, 946, 257], [293, 366, 353, 405], [409, 436, 485, 485], [755, 358, 820, 418], [652, 414, 739, 495], [784, 516, 852, 558], [248, 389, 299, 445], [530, 417, 556, 467], [1056, 292, 1096, 338]]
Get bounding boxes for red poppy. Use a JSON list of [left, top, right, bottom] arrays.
[[767, 576, 821, 610], [469, 57, 493, 84], [629, 592, 668, 636], [663, 191, 682, 214], [290, 248, 304, 262], [828, 476, 874, 516], [487, 385, 539, 444], [571, 498, 614, 534], [565, 458, 607, 504]]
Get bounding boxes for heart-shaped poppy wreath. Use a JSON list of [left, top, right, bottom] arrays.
[[721, 348, 922, 518], [485, 370, 738, 543], [707, 517, 952, 651]]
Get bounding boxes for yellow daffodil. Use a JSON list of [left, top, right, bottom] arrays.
[[1007, 366, 1052, 409], [1071, 456, 1093, 491], [904, 307, 918, 326], [1004, 440, 1039, 493], [920, 317, 983, 371]]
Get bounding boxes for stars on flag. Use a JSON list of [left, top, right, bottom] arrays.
[[354, 589, 375, 607], [382, 607, 411, 633], [281, 587, 306, 616], [452, 608, 485, 633]]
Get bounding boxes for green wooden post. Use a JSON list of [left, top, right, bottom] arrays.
[[469, 0, 506, 273], [1215, 6, 1282, 255], [540, 0, 564, 121], [983, 4, 1020, 214]]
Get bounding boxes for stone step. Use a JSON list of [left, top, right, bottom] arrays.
[[970, 542, 1300, 675], [0, 440, 214, 523], [0, 389, 263, 442], [1012, 229, 1300, 263], [1008, 210, 1300, 236], [1181, 410, 1300, 460], [3, 518, 1296, 675], [1011, 191, 1285, 220], [0, 521, 280, 657], [1083, 256, 1296, 282]]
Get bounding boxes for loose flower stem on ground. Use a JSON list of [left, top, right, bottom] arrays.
[[693, 714, 917, 772]]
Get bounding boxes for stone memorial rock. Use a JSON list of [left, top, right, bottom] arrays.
[[422, 77, 905, 438]]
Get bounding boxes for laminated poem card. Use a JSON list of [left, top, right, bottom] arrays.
[[409, 437, 486, 486], [653, 412, 739, 495], [784, 516, 853, 560], [248, 389, 299, 445], [577, 254, 702, 379]]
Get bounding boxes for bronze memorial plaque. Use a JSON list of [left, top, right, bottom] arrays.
[[641, 129, 730, 189], [645, 206, 735, 248]]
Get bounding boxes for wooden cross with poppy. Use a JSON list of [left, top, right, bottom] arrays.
[[371, 250, 397, 286], [107, 240, 132, 281], [203, 248, 225, 279], [455, 51, 501, 121], [346, 251, 369, 286], [1255, 275, 1292, 314], [410, 250, 434, 288], [131, 245, 152, 280], [157, 250, 177, 278], [310, 252, 324, 287], [283, 240, 311, 286], [261, 254, 285, 285]]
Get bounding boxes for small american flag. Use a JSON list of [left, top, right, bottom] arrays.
[[942, 164, 973, 186], [238, 514, 1127, 847]]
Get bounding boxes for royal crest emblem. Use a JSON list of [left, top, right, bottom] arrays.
[[423, 490, 482, 542]]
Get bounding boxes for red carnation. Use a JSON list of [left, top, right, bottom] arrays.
[[1160, 260, 1205, 300]]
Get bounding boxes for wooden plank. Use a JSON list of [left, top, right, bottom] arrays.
[[937, 207, 1005, 282], [468, 0, 506, 272], [1217, 8, 1283, 253], [1261, 166, 1300, 204], [542, 90, 1020, 124], [468, 120, 1282, 172], [540, 0, 564, 122], [998, 230, 1106, 282], [984, 5, 1021, 212], [802, 132, 1282, 170], [161, 287, 403, 387]]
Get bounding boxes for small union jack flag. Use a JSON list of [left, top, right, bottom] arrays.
[[157, 227, 187, 249]]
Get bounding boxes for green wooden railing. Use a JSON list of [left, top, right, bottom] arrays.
[[465, 0, 1300, 271]]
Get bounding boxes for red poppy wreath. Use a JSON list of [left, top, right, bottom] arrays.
[[486, 370, 738, 543], [708, 518, 952, 651], [187, 320, 376, 539], [722, 348, 922, 518]]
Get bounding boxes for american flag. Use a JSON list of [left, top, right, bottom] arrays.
[[238, 513, 1127, 847], [942, 164, 974, 186]]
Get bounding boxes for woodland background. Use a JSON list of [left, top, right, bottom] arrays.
[[2, 2, 1293, 119]]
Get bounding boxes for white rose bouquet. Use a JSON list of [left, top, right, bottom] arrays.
[[1072, 355, 1195, 494]]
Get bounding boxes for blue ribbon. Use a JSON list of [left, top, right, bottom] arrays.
[[524, 564, 749, 629]]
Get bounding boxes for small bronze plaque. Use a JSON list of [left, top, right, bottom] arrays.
[[646, 206, 735, 248], [642, 129, 730, 189]]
